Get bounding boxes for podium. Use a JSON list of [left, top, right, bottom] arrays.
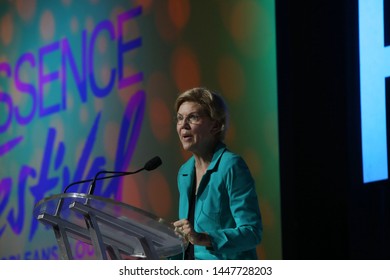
[[33, 193, 186, 260]]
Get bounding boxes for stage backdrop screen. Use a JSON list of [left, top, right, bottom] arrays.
[[0, 0, 280, 259]]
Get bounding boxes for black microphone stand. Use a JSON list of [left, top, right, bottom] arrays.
[[54, 156, 162, 216]]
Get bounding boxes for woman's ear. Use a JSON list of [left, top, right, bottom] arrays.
[[210, 121, 222, 135]]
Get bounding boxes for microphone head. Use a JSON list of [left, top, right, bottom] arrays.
[[144, 156, 162, 171]]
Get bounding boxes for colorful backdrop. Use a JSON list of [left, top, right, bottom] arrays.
[[0, 0, 280, 259]]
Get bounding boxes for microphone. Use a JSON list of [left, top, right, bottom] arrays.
[[143, 155, 163, 171], [88, 156, 162, 195], [62, 156, 162, 194], [55, 156, 162, 216]]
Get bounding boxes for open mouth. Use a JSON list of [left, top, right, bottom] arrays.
[[182, 134, 192, 141]]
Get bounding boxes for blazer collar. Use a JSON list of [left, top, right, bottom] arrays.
[[178, 142, 227, 197], [179, 142, 227, 176]]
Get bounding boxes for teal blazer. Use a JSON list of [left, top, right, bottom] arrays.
[[177, 143, 262, 260]]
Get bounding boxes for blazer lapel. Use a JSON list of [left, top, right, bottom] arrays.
[[195, 142, 227, 197], [178, 158, 195, 218]]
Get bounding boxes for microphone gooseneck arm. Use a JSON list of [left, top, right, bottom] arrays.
[[63, 156, 163, 194], [56, 156, 162, 216], [87, 167, 144, 195]]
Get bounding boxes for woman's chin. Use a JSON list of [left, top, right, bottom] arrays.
[[181, 143, 194, 152]]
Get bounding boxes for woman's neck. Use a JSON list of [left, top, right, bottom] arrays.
[[193, 141, 218, 170], [194, 155, 212, 171]]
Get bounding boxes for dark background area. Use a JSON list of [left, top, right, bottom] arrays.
[[276, 0, 390, 259]]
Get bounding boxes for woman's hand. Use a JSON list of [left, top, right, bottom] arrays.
[[173, 219, 212, 247]]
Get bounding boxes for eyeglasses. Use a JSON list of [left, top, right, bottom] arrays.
[[175, 113, 203, 125]]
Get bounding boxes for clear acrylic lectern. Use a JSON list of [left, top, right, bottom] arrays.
[[33, 193, 186, 260]]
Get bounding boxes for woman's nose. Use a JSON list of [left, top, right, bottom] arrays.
[[179, 121, 191, 129]]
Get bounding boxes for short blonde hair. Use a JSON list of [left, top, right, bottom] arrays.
[[175, 87, 228, 141]]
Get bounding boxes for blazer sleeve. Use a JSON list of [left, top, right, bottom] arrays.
[[207, 155, 263, 253]]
